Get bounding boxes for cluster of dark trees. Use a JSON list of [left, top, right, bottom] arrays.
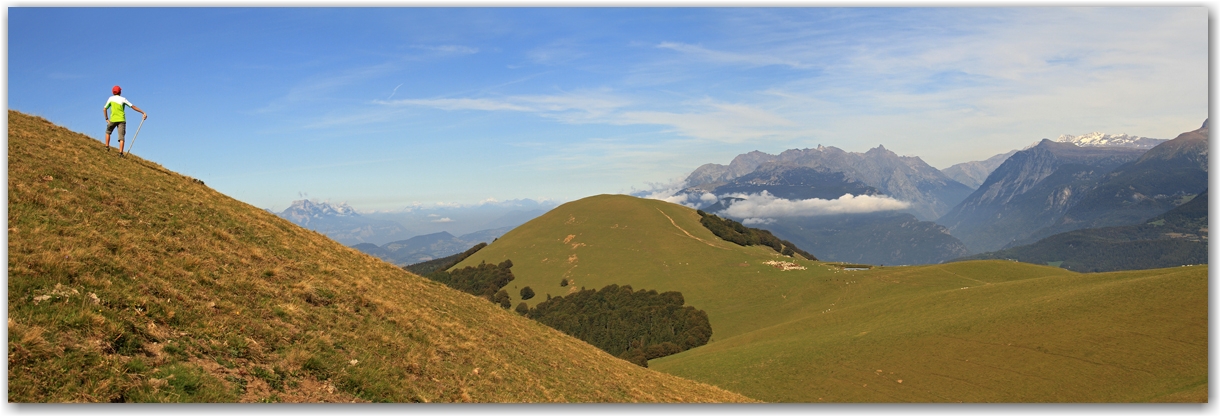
[[424, 259, 516, 309], [697, 210, 817, 260], [403, 242, 488, 276], [521, 284, 712, 367], [417, 252, 714, 367]]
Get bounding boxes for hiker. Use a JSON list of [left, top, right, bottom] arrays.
[[102, 85, 147, 154]]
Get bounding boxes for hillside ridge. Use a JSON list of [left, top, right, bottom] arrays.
[[6, 110, 752, 403]]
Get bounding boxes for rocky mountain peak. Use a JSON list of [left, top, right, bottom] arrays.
[[283, 199, 358, 218]]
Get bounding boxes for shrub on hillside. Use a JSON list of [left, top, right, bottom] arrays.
[[493, 290, 511, 309], [520, 286, 535, 300]]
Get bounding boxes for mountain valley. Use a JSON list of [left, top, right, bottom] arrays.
[[10, 111, 1207, 403]]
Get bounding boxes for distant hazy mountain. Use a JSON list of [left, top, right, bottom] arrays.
[[937, 140, 1149, 253], [276, 198, 557, 247], [480, 210, 551, 231], [957, 190, 1207, 272], [353, 227, 515, 266], [361, 199, 559, 237], [760, 212, 970, 266], [379, 232, 471, 265], [457, 226, 515, 244], [709, 165, 881, 201], [684, 145, 972, 221], [685, 150, 775, 192], [277, 199, 413, 246], [941, 150, 1019, 189]]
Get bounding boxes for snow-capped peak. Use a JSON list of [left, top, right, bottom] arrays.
[[1055, 132, 1166, 149]]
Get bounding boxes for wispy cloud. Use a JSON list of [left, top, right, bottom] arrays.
[[379, 91, 811, 144], [616, 100, 808, 143], [253, 62, 397, 114], [375, 90, 632, 121], [656, 42, 811, 69], [377, 97, 534, 112], [386, 83, 404, 100], [410, 44, 479, 55], [526, 39, 587, 65]]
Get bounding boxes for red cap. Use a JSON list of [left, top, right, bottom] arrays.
[[112, 85, 121, 94]]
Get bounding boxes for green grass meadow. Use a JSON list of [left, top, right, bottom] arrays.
[[462, 194, 1208, 402]]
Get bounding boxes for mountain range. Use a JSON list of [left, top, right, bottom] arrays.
[[664, 123, 1201, 266], [276, 199, 414, 246], [1025, 124, 1209, 242], [276, 199, 556, 247], [939, 122, 1207, 253], [683, 144, 973, 221], [936, 140, 1149, 252]]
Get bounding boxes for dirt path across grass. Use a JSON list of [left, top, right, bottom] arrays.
[[655, 208, 729, 250]]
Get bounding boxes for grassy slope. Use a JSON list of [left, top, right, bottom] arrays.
[[7, 111, 751, 403], [457, 194, 865, 340], [461, 194, 1207, 402]]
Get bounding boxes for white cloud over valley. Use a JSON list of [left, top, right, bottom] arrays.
[[718, 191, 911, 220]]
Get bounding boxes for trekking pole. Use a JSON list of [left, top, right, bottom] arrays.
[[122, 117, 146, 157]]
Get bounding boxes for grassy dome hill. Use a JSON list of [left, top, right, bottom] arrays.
[[7, 111, 753, 403], [461, 194, 1205, 402], [456, 194, 855, 340]]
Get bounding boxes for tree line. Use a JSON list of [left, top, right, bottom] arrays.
[[416, 249, 715, 367], [697, 210, 817, 260], [522, 284, 712, 367]]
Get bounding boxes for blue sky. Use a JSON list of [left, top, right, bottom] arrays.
[[9, 7, 1208, 211]]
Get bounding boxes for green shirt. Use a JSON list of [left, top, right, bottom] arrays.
[[104, 96, 134, 123]]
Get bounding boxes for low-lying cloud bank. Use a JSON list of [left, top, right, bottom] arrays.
[[719, 191, 910, 220], [654, 191, 717, 208], [644, 189, 910, 221], [635, 181, 717, 209]]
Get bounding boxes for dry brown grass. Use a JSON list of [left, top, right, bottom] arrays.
[[7, 110, 755, 403]]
